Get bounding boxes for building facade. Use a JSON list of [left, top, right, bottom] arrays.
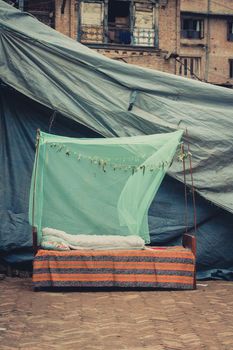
[[53, 0, 179, 75], [180, 0, 233, 86], [11, 0, 233, 86]]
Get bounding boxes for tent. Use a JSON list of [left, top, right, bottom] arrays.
[[0, 1, 233, 279]]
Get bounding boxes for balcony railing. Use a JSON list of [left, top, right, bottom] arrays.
[[107, 26, 131, 45], [80, 25, 155, 47], [181, 30, 203, 39]]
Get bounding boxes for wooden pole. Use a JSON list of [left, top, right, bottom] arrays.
[[32, 129, 41, 255]]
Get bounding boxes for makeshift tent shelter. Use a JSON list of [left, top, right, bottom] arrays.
[[0, 1, 233, 279]]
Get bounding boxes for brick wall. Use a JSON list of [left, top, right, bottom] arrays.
[[181, 0, 208, 13], [49, 0, 233, 86], [180, 0, 233, 85], [159, 0, 180, 54], [207, 18, 233, 84], [95, 48, 176, 73], [54, 0, 177, 74], [55, 0, 74, 37], [181, 0, 233, 15]]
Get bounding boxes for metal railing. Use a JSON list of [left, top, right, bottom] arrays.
[[107, 26, 131, 45], [181, 30, 203, 39], [80, 25, 155, 47]]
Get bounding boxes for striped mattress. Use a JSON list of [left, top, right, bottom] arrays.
[[33, 246, 195, 290]]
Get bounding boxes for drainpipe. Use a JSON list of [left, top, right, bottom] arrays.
[[205, 0, 211, 82]]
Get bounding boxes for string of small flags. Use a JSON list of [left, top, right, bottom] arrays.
[[47, 142, 182, 174]]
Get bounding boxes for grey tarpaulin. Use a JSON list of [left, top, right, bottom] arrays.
[[0, 1, 233, 278]]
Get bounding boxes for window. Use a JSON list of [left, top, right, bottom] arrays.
[[108, 0, 131, 45], [78, 0, 156, 47], [230, 60, 233, 78], [79, 2, 104, 44], [178, 57, 201, 79], [181, 17, 204, 39], [227, 21, 233, 41], [133, 2, 155, 46]]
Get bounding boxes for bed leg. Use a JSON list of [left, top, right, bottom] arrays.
[[32, 226, 38, 256], [182, 234, 196, 290]]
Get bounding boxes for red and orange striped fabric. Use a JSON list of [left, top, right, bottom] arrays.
[[33, 247, 195, 290]]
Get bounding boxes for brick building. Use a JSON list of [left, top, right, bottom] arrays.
[[180, 0, 233, 86], [10, 0, 233, 86]]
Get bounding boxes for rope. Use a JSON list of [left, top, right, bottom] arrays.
[[48, 110, 57, 133], [32, 129, 40, 228], [181, 143, 188, 233], [186, 128, 197, 233]]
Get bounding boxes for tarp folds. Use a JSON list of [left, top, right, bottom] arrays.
[[0, 85, 99, 252], [1, 2, 233, 278], [1, 1, 233, 215], [1, 86, 233, 278], [29, 131, 183, 243]]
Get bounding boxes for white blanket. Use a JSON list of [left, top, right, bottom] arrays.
[[42, 227, 145, 250]]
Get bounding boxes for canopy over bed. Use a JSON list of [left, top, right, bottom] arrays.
[[29, 130, 183, 244]]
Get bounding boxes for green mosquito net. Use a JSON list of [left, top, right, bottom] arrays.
[[29, 130, 183, 244]]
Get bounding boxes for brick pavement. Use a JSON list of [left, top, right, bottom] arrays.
[[0, 277, 233, 350]]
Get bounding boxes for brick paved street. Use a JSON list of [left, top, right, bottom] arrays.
[[0, 277, 233, 350]]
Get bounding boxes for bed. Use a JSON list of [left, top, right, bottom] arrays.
[[30, 130, 196, 291], [32, 231, 196, 290]]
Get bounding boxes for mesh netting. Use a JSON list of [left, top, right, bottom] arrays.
[[29, 130, 183, 244]]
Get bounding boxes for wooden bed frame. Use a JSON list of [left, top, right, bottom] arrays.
[[32, 129, 196, 290], [182, 233, 196, 289], [32, 227, 196, 289]]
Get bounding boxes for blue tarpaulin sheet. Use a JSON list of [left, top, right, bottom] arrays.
[[1, 86, 233, 278], [0, 2, 233, 278]]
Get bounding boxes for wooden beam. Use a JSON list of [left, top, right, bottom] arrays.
[[182, 233, 196, 289], [32, 227, 38, 256]]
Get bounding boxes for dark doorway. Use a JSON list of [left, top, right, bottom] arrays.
[[108, 0, 131, 45]]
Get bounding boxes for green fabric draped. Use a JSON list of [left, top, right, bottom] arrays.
[[29, 130, 183, 243]]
